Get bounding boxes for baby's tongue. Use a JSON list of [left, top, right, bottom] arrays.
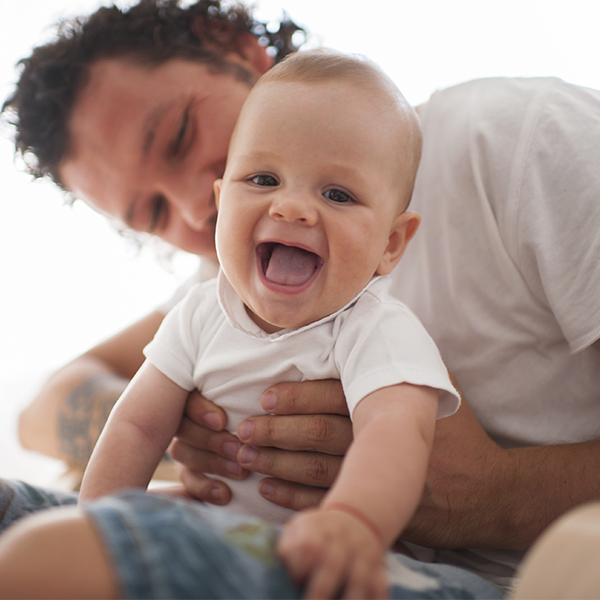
[[265, 244, 318, 286]]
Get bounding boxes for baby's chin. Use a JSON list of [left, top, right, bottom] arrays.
[[245, 304, 339, 334]]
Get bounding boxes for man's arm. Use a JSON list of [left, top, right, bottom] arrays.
[[402, 397, 600, 550], [19, 310, 165, 466]]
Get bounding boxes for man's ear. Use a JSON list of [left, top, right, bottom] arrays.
[[227, 32, 274, 76], [213, 179, 223, 211], [376, 211, 421, 276]]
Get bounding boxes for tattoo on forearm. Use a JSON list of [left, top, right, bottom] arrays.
[[58, 376, 123, 466]]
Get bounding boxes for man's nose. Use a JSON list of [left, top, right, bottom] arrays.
[[158, 169, 217, 229], [268, 192, 318, 226]]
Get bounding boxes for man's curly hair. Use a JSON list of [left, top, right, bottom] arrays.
[[1, 0, 305, 190]]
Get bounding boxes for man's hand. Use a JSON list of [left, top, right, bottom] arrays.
[[168, 390, 246, 505], [168, 381, 352, 508], [278, 509, 388, 600], [171, 379, 600, 552]]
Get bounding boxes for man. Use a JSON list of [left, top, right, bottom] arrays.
[[3, 0, 600, 590]]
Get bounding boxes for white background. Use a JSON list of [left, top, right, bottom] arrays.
[[1, 0, 600, 480]]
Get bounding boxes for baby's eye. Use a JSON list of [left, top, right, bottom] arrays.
[[324, 188, 353, 204], [250, 174, 279, 187]]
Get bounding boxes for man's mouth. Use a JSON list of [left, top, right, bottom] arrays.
[[257, 242, 323, 287]]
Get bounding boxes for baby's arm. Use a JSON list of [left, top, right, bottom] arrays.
[[278, 382, 438, 599], [79, 362, 189, 502]]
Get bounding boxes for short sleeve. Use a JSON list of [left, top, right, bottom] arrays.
[[335, 287, 460, 419], [511, 80, 600, 352], [144, 283, 211, 391]]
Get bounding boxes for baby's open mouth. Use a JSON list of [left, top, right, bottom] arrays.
[[257, 242, 323, 286]]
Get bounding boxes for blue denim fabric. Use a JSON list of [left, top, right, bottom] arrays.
[[0, 480, 504, 599], [0, 478, 77, 533], [83, 491, 300, 599], [83, 491, 504, 599]]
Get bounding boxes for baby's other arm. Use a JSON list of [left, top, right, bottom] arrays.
[[278, 383, 438, 599], [79, 362, 189, 502]]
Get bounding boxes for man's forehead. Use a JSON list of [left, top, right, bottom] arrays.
[[68, 62, 135, 144], [60, 149, 128, 219], [64, 59, 162, 186]]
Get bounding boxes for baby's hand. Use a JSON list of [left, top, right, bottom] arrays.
[[278, 507, 388, 599]]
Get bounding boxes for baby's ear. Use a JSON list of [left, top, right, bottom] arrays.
[[376, 211, 421, 275], [213, 179, 223, 210]]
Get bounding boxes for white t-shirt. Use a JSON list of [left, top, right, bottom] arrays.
[[146, 273, 460, 524], [392, 76, 600, 587]]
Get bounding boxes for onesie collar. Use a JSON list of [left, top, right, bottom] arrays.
[[217, 270, 383, 342]]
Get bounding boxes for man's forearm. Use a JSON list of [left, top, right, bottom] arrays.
[[497, 440, 600, 549], [19, 310, 165, 467], [403, 397, 600, 551], [409, 438, 600, 551], [19, 357, 127, 467]]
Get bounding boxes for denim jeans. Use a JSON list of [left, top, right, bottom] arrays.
[[0, 479, 503, 599]]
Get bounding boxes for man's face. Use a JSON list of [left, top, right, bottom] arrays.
[[59, 57, 261, 257], [215, 80, 413, 332]]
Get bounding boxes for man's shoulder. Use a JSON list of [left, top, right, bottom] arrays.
[[426, 76, 600, 128], [432, 76, 563, 102]]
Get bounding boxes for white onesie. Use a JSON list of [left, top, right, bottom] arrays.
[[145, 273, 460, 523]]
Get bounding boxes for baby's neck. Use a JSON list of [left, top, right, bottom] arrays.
[[245, 305, 285, 334]]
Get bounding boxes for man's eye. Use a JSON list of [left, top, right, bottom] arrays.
[[150, 195, 167, 231], [170, 109, 189, 157], [250, 174, 278, 187], [324, 188, 353, 204]]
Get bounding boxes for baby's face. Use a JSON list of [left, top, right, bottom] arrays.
[[215, 79, 410, 332]]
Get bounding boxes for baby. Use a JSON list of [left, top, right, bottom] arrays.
[[81, 49, 460, 598]]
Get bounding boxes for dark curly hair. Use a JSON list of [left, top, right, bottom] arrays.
[[1, 0, 305, 190]]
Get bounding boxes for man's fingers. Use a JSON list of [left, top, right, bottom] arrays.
[[237, 414, 352, 455], [260, 379, 348, 416], [259, 478, 327, 511], [238, 445, 342, 487], [175, 415, 240, 456], [175, 466, 232, 505], [184, 390, 228, 431], [168, 439, 249, 480]]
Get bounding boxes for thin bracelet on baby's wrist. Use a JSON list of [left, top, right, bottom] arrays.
[[323, 502, 385, 547]]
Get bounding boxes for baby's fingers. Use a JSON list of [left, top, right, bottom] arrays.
[[278, 525, 314, 584], [278, 523, 342, 599], [303, 550, 346, 600], [343, 559, 388, 600]]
